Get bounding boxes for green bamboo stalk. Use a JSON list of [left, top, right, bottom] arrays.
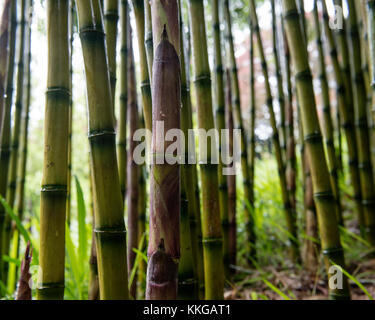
[[224, 0, 256, 265], [184, 14, 205, 298], [126, 27, 139, 299], [144, 0, 153, 81], [313, 0, 343, 226], [321, 0, 364, 232], [212, 0, 229, 278], [0, 0, 11, 141], [283, 20, 297, 223], [76, 0, 129, 299], [225, 69, 237, 271], [67, 0, 75, 226], [178, 0, 197, 298], [188, 0, 224, 300], [104, 0, 119, 109], [146, 5, 181, 298], [282, 0, 350, 299], [249, 0, 299, 260], [271, 0, 286, 158], [3, 0, 28, 283], [37, 0, 70, 300], [117, 0, 127, 201], [346, 0, 375, 246], [131, 0, 152, 148], [0, 0, 15, 285], [7, 0, 33, 294]]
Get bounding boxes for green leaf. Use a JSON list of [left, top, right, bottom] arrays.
[[262, 279, 292, 300], [65, 223, 82, 299], [74, 176, 87, 264]]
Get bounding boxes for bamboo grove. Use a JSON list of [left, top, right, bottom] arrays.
[[0, 0, 375, 301]]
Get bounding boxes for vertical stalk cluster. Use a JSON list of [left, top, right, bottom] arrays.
[[224, 0, 256, 265], [250, 0, 299, 260], [282, 0, 350, 299], [76, 0, 129, 300], [346, 0, 375, 246], [188, 0, 224, 300]]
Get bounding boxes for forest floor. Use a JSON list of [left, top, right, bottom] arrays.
[[225, 257, 375, 300]]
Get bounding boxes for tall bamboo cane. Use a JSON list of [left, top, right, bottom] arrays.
[[104, 0, 119, 109], [282, 0, 350, 299], [178, 0, 198, 299], [146, 0, 181, 300], [117, 0, 127, 201], [249, 0, 299, 260], [188, 0, 224, 300], [0, 0, 11, 141], [144, 0, 153, 80], [66, 0, 75, 226], [37, 0, 70, 300], [212, 0, 230, 277], [223, 0, 256, 265], [0, 0, 14, 285], [3, 0, 28, 283], [321, 0, 364, 232], [226, 69, 237, 271], [7, 0, 33, 293], [313, 0, 343, 225], [127, 28, 139, 298], [346, 0, 375, 246], [272, 0, 286, 158], [76, 0, 129, 299]]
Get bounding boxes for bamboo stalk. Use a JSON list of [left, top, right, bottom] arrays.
[[0, 0, 15, 285], [282, 0, 350, 299], [104, 0, 119, 109], [66, 0, 75, 226], [3, 0, 28, 284], [178, 0, 198, 298], [126, 26, 139, 299], [7, 0, 33, 294], [76, 0, 129, 299], [212, 0, 230, 278], [321, 0, 364, 233], [37, 0, 70, 300], [146, 14, 181, 299], [225, 69, 237, 271], [117, 0, 128, 201], [313, 0, 343, 225], [0, 0, 11, 141], [249, 0, 299, 260], [144, 0, 153, 81], [272, 0, 286, 158], [188, 0, 224, 300], [346, 0, 375, 246], [223, 0, 257, 265]]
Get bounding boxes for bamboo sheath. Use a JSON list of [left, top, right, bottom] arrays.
[[37, 0, 70, 300], [282, 0, 350, 299], [188, 0, 224, 300], [76, 0, 129, 300]]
